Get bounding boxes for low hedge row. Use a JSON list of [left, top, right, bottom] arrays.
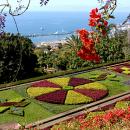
[[0, 59, 130, 89]]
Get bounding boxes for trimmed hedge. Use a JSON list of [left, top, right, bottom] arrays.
[[1, 59, 130, 89]]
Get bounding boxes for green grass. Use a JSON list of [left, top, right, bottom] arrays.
[[0, 90, 23, 100], [0, 102, 54, 126], [0, 89, 54, 125], [36, 101, 81, 114], [74, 70, 105, 79]]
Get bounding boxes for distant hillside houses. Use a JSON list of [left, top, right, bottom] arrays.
[[110, 21, 130, 37]]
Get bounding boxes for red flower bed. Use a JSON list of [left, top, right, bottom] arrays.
[[51, 101, 130, 130], [35, 90, 67, 104], [113, 66, 123, 73], [0, 102, 19, 107], [74, 89, 108, 101], [68, 78, 92, 87], [111, 63, 130, 75], [31, 80, 61, 88]]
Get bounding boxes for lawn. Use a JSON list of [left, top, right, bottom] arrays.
[[0, 64, 130, 125]]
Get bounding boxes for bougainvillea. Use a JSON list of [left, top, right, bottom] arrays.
[[77, 0, 117, 63], [27, 77, 108, 105]]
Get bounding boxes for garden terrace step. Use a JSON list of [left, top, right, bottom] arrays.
[[25, 91, 130, 129], [0, 122, 21, 130]]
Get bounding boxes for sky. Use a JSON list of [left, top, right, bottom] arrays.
[[0, 0, 130, 12], [29, 0, 130, 12]]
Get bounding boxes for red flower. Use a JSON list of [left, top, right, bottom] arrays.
[[104, 20, 108, 26], [77, 46, 100, 62], [89, 18, 97, 27], [89, 8, 101, 27], [102, 29, 107, 36], [125, 114, 130, 120], [128, 106, 130, 112], [77, 29, 89, 38], [103, 111, 113, 122], [90, 8, 101, 20], [113, 109, 125, 117]]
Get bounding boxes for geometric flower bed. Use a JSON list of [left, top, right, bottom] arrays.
[[27, 77, 108, 105], [89, 72, 118, 81], [109, 62, 130, 75], [0, 90, 30, 116]]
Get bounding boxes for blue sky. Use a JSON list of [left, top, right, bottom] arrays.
[[28, 0, 130, 12], [1, 0, 130, 12]]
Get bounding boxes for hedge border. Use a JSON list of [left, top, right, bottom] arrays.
[[0, 59, 130, 89]]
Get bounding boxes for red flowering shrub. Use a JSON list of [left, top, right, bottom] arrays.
[[77, 7, 110, 63], [51, 103, 130, 130], [77, 0, 117, 63]]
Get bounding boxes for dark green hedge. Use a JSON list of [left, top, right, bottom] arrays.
[[0, 59, 130, 89]]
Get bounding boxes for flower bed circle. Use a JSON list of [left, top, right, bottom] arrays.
[[27, 77, 108, 105]]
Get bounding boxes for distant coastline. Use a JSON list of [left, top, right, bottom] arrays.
[[5, 11, 129, 43], [36, 39, 67, 48]]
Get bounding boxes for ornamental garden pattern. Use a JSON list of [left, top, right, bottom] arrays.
[[27, 77, 108, 104], [0, 62, 130, 125]]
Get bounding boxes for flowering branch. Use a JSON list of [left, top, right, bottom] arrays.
[[77, 0, 117, 63]]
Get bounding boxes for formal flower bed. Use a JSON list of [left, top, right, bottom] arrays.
[[0, 90, 30, 116], [27, 77, 108, 105], [51, 99, 130, 130], [109, 62, 130, 75]]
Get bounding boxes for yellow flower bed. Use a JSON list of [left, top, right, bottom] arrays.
[[75, 82, 107, 90], [47, 77, 70, 86], [65, 90, 93, 104], [121, 67, 130, 71], [27, 87, 60, 97]]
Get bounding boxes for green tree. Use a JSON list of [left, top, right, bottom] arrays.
[[0, 33, 37, 83]]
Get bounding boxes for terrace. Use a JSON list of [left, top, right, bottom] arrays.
[[1, 61, 130, 129]]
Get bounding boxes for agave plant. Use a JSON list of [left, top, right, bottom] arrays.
[[66, 35, 82, 52]]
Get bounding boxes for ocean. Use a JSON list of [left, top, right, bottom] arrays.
[[5, 11, 129, 44]]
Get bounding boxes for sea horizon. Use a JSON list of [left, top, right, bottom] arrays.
[[5, 11, 129, 44]]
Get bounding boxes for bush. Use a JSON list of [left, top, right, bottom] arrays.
[[0, 33, 37, 83]]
